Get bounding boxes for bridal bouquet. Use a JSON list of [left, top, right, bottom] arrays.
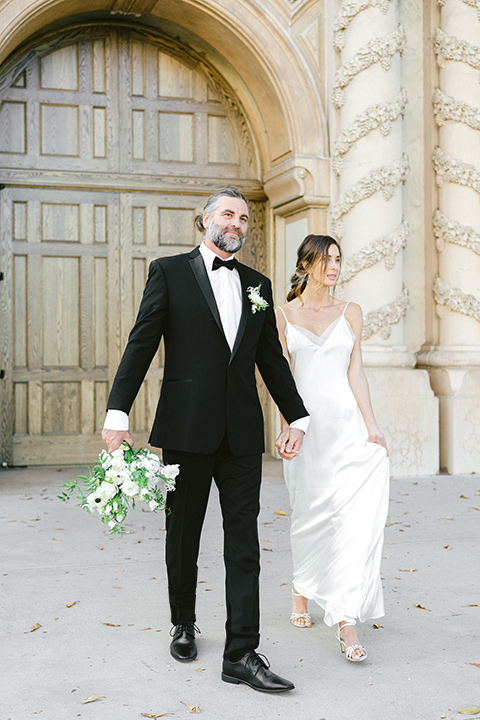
[[59, 443, 179, 535]]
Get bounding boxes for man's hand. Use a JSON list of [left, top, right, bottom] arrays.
[[275, 427, 304, 461], [101, 429, 133, 453]]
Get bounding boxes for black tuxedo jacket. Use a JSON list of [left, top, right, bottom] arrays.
[[107, 246, 308, 455]]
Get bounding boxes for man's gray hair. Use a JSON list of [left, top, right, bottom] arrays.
[[194, 187, 249, 233]]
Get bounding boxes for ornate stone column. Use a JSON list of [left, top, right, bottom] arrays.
[[331, 0, 438, 476], [417, 0, 480, 473]]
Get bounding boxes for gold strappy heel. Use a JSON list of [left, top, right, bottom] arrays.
[[335, 622, 367, 662], [290, 589, 312, 628]]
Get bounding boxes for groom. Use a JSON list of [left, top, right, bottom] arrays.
[[102, 187, 309, 693]]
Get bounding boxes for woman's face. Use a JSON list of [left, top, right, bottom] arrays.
[[308, 243, 341, 287]]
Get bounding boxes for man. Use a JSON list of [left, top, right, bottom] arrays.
[[102, 187, 309, 693]]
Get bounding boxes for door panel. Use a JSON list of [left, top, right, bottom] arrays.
[[0, 27, 264, 465]]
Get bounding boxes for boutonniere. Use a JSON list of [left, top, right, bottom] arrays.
[[247, 284, 269, 314]]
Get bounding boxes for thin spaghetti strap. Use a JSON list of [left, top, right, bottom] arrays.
[[342, 301, 349, 316], [278, 306, 288, 323]]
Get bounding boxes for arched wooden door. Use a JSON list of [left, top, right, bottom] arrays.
[[0, 26, 265, 465]]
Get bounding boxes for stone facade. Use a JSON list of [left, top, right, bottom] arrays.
[[0, 0, 479, 475]]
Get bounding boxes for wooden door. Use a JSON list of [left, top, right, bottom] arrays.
[[0, 26, 265, 465]]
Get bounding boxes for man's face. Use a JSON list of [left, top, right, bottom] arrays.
[[204, 196, 249, 254]]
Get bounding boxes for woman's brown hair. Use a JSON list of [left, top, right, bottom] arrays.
[[286, 234, 342, 302]]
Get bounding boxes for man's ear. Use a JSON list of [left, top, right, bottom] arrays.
[[202, 213, 209, 230]]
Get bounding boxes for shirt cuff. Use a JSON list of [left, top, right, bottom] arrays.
[[103, 409, 129, 431], [290, 416, 310, 434]]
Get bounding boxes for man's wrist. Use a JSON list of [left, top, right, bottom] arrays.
[[290, 416, 309, 434], [103, 409, 129, 431]]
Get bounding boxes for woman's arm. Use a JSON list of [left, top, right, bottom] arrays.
[[346, 303, 389, 454], [273, 306, 303, 459]]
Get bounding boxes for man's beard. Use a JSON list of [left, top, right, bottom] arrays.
[[206, 220, 246, 253]]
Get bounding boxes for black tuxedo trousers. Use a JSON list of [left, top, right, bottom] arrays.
[[107, 247, 308, 658]]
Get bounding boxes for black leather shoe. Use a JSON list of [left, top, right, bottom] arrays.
[[222, 652, 294, 693], [169, 623, 199, 662]]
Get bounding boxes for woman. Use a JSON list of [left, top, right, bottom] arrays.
[[275, 234, 389, 662]]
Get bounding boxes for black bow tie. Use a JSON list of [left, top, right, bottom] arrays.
[[212, 256, 238, 271]]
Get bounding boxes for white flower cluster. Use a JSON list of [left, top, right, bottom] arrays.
[[247, 284, 269, 314], [80, 445, 179, 534]]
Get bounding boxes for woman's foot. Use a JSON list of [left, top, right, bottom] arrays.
[[336, 622, 367, 662], [290, 588, 312, 628]]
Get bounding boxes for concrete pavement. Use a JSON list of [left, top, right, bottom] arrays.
[[1, 458, 479, 720]]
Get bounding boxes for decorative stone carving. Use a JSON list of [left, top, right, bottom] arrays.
[[434, 277, 480, 322], [433, 29, 480, 74], [362, 285, 409, 340], [333, 0, 391, 52], [242, 201, 267, 275], [340, 220, 409, 282], [433, 210, 480, 254], [433, 88, 480, 131], [331, 155, 410, 238], [433, 147, 480, 194], [437, 0, 480, 22], [332, 27, 406, 109], [332, 89, 408, 174]]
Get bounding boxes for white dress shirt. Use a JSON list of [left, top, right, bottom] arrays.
[[198, 241, 242, 351], [104, 243, 309, 434]]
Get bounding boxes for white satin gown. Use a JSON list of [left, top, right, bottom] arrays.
[[280, 303, 389, 626]]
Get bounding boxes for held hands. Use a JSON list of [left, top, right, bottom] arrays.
[[275, 426, 304, 461], [101, 428, 134, 453]]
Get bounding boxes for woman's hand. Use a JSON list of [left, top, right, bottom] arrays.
[[367, 429, 389, 456], [276, 426, 303, 461]]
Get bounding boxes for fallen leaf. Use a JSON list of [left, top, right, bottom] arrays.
[[399, 568, 418, 572], [97, 545, 104, 550], [28, 623, 42, 632], [460, 495, 469, 499], [140, 627, 152, 631], [82, 696, 102, 704], [66, 601, 77, 608], [181, 703, 201, 714], [454, 707, 480, 715], [196, 668, 205, 672], [101, 622, 120, 627], [140, 714, 174, 718], [262, 548, 273, 552], [463, 604, 480, 607], [372, 624, 383, 629], [468, 664, 480, 669], [414, 603, 431, 612], [385, 522, 401, 526], [112, 586, 122, 589], [444, 545, 450, 549], [124, 530, 134, 534], [445, 516, 455, 520], [274, 509, 287, 516], [472, 507, 480, 511]]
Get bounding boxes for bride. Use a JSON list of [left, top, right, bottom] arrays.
[[275, 234, 390, 662]]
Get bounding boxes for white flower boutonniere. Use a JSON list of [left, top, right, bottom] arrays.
[[247, 284, 269, 314]]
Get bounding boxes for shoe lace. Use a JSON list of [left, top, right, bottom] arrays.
[[170, 623, 201, 638], [245, 651, 270, 675]]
